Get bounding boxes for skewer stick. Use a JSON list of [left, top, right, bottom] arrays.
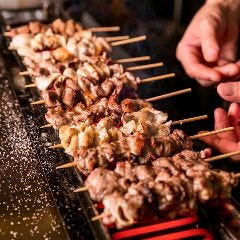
[[105, 36, 129, 42], [88, 26, 120, 32], [74, 186, 89, 193], [145, 88, 191, 102], [127, 62, 163, 71], [44, 114, 207, 138], [141, 73, 175, 83], [205, 150, 240, 162], [25, 83, 36, 88], [111, 35, 146, 47], [49, 144, 63, 149], [30, 100, 45, 105], [190, 127, 234, 140], [171, 115, 208, 125], [4, 32, 12, 37], [235, 173, 240, 178], [56, 162, 77, 169], [114, 56, 150, 63], [40, 124, 52, 129], [92, 212, 111, 221], [19, 71, 29, 76]]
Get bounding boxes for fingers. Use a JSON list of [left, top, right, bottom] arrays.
[[228, 103, 240, 140], [199, 17, 220, 62], [228, 103, 240, 125], [176, 44, 222, 85], [201, 136, 240, 161], [197, 79, 217, 87], [202, 106, 240, 161], [214, 63, 240, 80], [201, 135, 237, 153], [217, 82, 240, 103], [214, 107, 236, 141]]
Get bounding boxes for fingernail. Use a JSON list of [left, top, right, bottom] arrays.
[[221, 84, 234, 96]]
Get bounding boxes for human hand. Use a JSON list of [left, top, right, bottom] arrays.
[[201, 103, 240, 161], [176, 0, 240, 87], [217, 72, 240, 103]]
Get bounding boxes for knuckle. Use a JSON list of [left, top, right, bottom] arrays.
[[199, 18, 210, 29], [199, 16, 218, 32]]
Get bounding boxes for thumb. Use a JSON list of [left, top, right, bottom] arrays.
[[217, 82, 240, 103], [199, 17, 220, 62]]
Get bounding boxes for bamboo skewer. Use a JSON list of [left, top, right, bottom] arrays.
[[88, 26, 120, 32], [20, 56, 151, 77], [114, 56, 150, 63], [111, 35, 146, 47], [127, 62, 163, 71], [51, 127, 232, 153], [171, 115, 208, 125], [25, 83, 37, 88], [20, 56, 150, 77], [105, 36, 129, 42], [21, 56, 151, 77], [73, 186, 89, 193], [56, 162, 77, 169], [48, 115, 208, 150], [235, 173, 240, 178], [5, 26, 121, 36], [40, 124, 52, 129], [23, 71, 173, 93], [205, 150, 240, 162], [30, 77, 181, 105], [46, 114, 209, 149], [90, 164, 240, 221], [30, 100, 45, 105], [54, 126, 234, 170], [3, 32, 12, 37], [19, 71, 29, 76], [145, 88, 192, 102], [92, 212, 111, 221], [141, 73, 175, 83], [72, 152, 240, 191], [49, 144, 63, 149], [190, 127, 234, 140]]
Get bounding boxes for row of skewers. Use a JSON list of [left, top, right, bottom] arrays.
[[5, 19, 240, 230]]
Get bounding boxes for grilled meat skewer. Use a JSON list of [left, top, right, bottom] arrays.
[[6, 19, 118, 38], [59, 107, 170, 155], [73, 129, 192, 175], [45, 97, 151, 129], [39, 67, 138, 108], [6, 19, 83, 37], [9, 27, 111, 61], [83, 150, 238, 229]]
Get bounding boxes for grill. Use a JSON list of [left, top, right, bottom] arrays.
[[1, 8, 240, 240]]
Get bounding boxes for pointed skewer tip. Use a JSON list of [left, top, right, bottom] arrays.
[[73, 186, 89, 193], [56, 162, 77, 169], [91, 211, 111, 221], [49, 144, 63, 149], [30, 100, 45, 106]]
